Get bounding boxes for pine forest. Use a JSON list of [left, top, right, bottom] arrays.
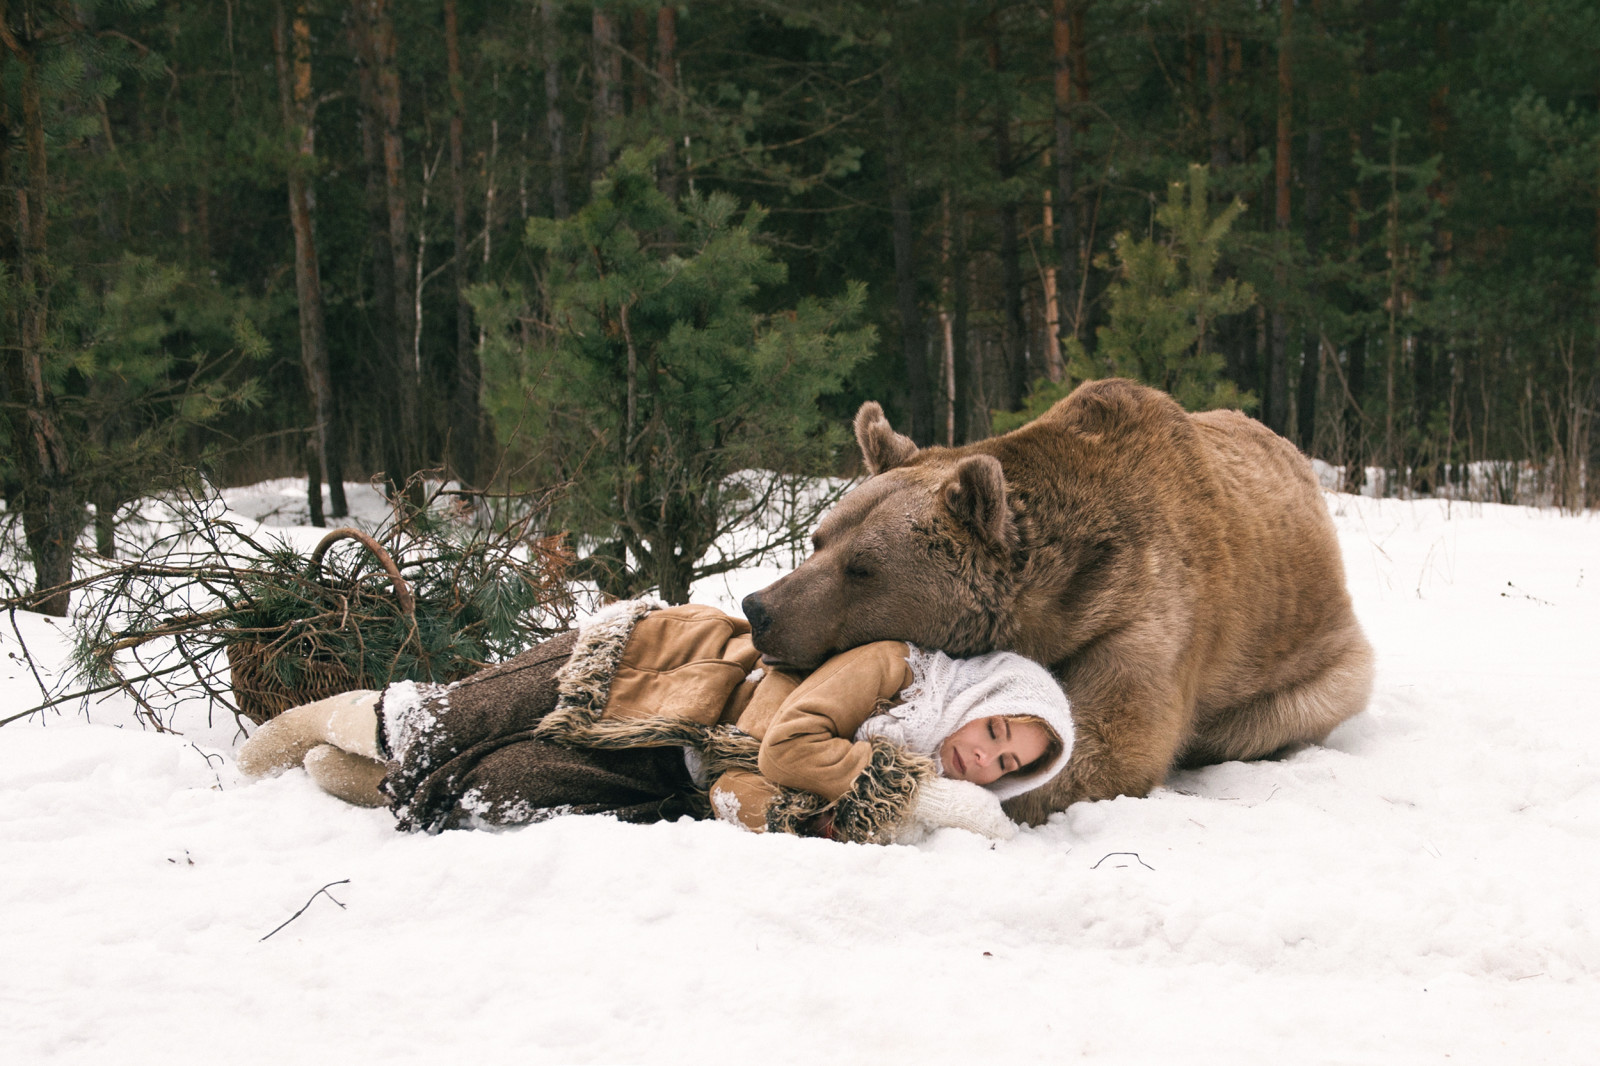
[[4, 0, 1598, 614]]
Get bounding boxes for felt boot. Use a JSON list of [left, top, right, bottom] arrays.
[[236, 689, 382, 777], [303, 744, 389, 807]]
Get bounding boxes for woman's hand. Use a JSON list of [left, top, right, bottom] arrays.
[[899, 777, 1019, 842]]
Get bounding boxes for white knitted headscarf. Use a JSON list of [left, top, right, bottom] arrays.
[[854, 645, 1074, 801]]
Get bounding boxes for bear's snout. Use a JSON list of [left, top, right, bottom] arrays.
[[741, 592, 771, 641]]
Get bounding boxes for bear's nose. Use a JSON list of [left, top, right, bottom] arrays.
[[742, 593, 771, 640]]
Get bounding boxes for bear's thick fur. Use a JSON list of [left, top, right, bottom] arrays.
[[742, 378, 1374, 822]]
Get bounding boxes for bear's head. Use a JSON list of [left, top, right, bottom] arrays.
[[742, 401, 1017, 670]]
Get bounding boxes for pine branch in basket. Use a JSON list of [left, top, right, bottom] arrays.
[[26, 486, 579, 732]]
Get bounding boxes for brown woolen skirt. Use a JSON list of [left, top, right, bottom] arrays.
[[377, 630, 698, 832]]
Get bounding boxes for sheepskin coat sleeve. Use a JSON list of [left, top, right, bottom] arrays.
[[709, 641, 938, 844], [756, 640, 914, 800]]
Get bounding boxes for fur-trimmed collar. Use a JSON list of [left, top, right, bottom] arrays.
[[531, 598, 763, 781]]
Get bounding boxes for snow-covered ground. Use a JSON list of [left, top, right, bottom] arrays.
[[2, 482, 1596, 1064]]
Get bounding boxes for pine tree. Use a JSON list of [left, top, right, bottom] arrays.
[[474, 148, 874, 603], [1021, 165, 1256, 423], [1352, 120, 1441, 493], [0, 3, 256, 611]]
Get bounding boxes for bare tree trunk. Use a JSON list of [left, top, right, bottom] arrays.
[[999, 189, 1025, 410], [351, 0, 419, 498], [946, 21, 976, 443], [1592, 90, 1600, 508], [92, 484, 116, 558], [883, 76, 932, 444], [1206, 6, 1228, 169], [355, 105, 392, 469], [1299, 126, 1324, 451], [989, 26, 1026, 412], [656, 3, 679, 200], [1345, 333, 1368, 494], [956, 206, 982, 442], [445, 0, 481, 488], [372, 3, 414, 395], [1341, 47, 1368, 494], [542, 0, 569, 219], [1296, 0, 1325, 453], [1385, 131, 1401, 489], [303, 433, 325, 527], [939, 188, 957, 446], [1068, 3, 1095, 348], [1268, 0, 1293, 434], [628, 6, 649, 115], [353, 45, 399, 480], [590, 6, 619, 177], [274, 0, 347, 520], [3, 19, 78, 614], [480, 73, 499, 366], [1051, 0, 1079, 345], [1040, 151, 1064, 384]]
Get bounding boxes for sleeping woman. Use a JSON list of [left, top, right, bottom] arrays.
[[237, 600, 1072, 844]]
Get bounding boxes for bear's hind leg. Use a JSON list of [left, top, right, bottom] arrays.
[[1185, 629, 1375, 766]]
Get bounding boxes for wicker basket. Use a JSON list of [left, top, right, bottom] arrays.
[[226, 527, 415, 724]]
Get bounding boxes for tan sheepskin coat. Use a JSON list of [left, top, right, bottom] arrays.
[[531, 602, 929, 843]]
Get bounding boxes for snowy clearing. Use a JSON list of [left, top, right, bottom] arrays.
[[2, 486, 1596, 1064]]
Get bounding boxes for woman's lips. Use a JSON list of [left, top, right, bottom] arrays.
[[951, 749, 967, 777]]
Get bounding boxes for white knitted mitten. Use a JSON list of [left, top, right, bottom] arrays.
[[902, 777, 1019, 841]]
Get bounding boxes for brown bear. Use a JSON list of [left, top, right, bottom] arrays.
[[741, 378, 1374, 823]]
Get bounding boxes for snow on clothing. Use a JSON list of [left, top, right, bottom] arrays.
[[376, 600, 1072, 843]]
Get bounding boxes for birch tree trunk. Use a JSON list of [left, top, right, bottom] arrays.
[[1040, 156, 1065, 384]]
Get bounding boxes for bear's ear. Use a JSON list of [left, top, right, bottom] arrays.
[[854, 401, 919, 475], [943, 454, 1013, 550]]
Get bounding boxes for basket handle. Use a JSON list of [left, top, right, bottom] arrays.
[[308, 527, 416, 618]]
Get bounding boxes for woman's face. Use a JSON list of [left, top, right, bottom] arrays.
[[939, 716, 1049, 786]]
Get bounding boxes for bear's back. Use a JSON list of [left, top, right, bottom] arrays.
[[987, 380, 1357, 708]]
